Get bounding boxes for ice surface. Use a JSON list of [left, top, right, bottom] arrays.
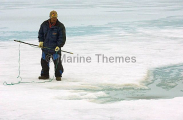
[[1, 0, 183, 119]]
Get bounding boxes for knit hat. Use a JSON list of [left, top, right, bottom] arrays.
[[50, 10, 58, 18]]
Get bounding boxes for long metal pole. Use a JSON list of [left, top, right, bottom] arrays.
[[14, 40, 73, 54]]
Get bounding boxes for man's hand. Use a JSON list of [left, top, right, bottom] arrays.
[[55, 46, 60, 52], [38, 42, 43, 48]]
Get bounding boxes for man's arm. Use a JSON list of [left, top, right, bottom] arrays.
[[57, 23, 66, 48], [38, 23, 44, 42]]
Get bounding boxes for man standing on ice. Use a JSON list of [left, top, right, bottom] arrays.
[[38, 10, 66, 81]]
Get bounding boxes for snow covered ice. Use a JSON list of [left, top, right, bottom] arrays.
[[1, 0, 183, 119]]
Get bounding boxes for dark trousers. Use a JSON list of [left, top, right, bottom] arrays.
[[40, 51, 64, 77]]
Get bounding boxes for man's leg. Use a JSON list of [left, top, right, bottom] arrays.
[[40, 51, 50, 77], [52, 53, 64, 78]]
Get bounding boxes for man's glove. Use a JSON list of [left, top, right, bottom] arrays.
[[38, 42, 43, 48], [55, 46, 60, 52]]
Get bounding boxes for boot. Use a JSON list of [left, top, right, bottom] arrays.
[[38, 76, 49, 80], [56, 77, 61, 81]]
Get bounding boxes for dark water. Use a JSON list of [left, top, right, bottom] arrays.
[[51, 64, 183, 103]]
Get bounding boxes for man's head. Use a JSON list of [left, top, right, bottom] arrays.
[[50, 10, 58, 23]]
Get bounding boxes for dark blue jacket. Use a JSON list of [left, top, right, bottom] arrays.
[[38, 19, 66, 54]]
